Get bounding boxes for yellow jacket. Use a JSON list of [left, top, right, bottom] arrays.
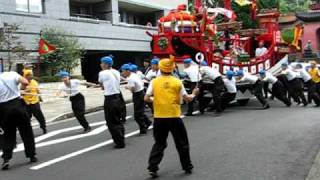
[[23, 79, 40, 105], [309, 68, 320, 83], [152, 75, 183, 118]]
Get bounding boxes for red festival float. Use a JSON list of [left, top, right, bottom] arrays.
[[147, 0, 289, 75]]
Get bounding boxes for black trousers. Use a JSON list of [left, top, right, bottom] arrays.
[[187, 82, 197, 114], [133, 91, 151, 131], [119, 92, 127, 122], [199, 82, 214, 113], [221, 92, 236, 109], [0, 98, 36, 160], [272, 81, 291, 106], [148, 118, 193, 171], [70, 93, 89, 129], [199, 77, 224, 113], [305, 80, 320, 105], [287, 78, 307, 105], [104, 94, 125, 146], [250, 80, 268, 106], [263, 82, 273, 98], [316, 82, 320, 95], [212, 77, 224, 112], [26, 103, 46, 130]]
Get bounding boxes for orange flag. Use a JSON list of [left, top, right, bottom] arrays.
[[291, 25, 303, 50]]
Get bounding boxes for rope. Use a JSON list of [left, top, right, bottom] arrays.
[[21, 92, 68, 98], [25, 86, 102, 92]]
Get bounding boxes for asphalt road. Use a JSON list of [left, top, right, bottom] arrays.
[[1, 99, 320, 180]]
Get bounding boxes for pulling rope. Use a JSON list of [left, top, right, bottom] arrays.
[[25, 87, 101, 92], [21, 92, 69, 98]]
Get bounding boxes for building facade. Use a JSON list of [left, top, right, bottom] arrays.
[[0, 0, 187, 81], [296, 2, 320, 56]]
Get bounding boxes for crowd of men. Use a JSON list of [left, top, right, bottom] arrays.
[[0, 55, 320, 178]]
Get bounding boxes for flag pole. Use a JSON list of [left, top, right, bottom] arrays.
[[37, 30, 43, 77]]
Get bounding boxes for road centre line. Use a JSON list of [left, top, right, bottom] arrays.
[[30, 111, 199, 170]]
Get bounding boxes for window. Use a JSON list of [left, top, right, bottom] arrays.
[[16, 0, 43, 13]]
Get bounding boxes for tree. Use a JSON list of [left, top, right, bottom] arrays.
[[39, 27, 83, 75], [231, 1, 257, 29], [258, 0, 279, 10], [0, 23, 28, 71], [279, 0, 311, 13]]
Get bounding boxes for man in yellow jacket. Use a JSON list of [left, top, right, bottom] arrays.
[[22, 70, 47, 134], [144, 57, 198, 178], [308, 61, 320, 95]]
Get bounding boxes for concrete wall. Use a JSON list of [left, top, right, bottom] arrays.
[[0, 0, 157, 52], [0, 0, 186, 72], [120, 0, 188, 10]]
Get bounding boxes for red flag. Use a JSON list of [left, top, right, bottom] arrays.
[[38, 38, 56, 55]]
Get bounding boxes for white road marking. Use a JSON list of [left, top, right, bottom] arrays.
[[37, 104, 134, 127], [29, 110, 198, 170], [30, 127, 148, 170], [193, 110, 200, 115], [35, 126, 107, 148], [43, 115, 132, 129], [0, 116, 133, 156], [126, 103, 134, 107]]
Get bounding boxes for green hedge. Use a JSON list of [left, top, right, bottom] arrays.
[[34, 75, 84, 83]]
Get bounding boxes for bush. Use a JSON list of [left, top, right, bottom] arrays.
[[281, 28, 294, 44], [35, 75, 84, 83]]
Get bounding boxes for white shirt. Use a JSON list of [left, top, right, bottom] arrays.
[[255, 47, 268, 57], [145, 70, 158, 81], [262, 72, 278, 84], [281, 68, 297, 81], [223, 77, 237, 93], [136, 71, 145, 80], [0, 72, 21, 103], [183, 65, 202, 82], [295, 69, 311, 82], [99, 69, 121, 96], [239, 73, 259, 84], [200, 66, 221, 81], [127, 73, 144, 93], [146, 79, 187, 97], [58, 79, 81, 97]]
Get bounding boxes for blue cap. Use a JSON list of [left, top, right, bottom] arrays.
[[184, 58, 192, 64], [130, 64, 138, 72], [101, 56, 113, 66], [259, 70, 266, 76], [59, 70, 70, 78], [121, 64, 131, 71], [236, 70, 244, 77], [200, 61, 208, 66], [151, 58, 159, 65], [226, 70, 234, 79]]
